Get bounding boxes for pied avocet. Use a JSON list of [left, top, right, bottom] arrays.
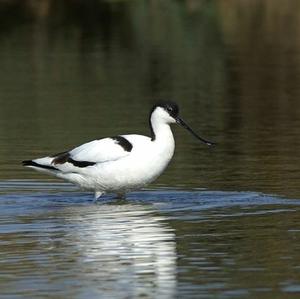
[[22, 101, 214, 199]]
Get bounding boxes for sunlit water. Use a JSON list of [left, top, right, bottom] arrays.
[[0, 1, 300, 298]]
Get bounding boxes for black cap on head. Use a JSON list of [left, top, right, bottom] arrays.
[[151, 100, 179, 118], [149, 100, 215, 146]]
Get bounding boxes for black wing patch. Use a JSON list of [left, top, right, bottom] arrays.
[[111, 136, 133, 152], [52, 151, 70, 164], [52, 152, 96, 168], [67, 158, 96, 167]]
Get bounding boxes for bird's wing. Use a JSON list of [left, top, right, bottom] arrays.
[[49, 136, 133, 171], [70, 137, 132, 162]]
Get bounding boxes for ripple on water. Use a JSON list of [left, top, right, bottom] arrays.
[[0, 180, 300, 299]]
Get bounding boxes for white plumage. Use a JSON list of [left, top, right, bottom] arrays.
[[23, 101, 213, 199]]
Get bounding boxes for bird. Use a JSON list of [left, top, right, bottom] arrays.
[[22, 101, 214, 200]]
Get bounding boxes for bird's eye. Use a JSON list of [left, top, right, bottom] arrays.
[[167, 106, 173, 112]]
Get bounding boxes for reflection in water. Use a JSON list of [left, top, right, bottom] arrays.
[[1, 184, 300, 298], [0, 197, 176, 298], [66, 204, 177, 298]]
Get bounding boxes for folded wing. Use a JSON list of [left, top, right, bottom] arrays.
[[23, 136, 133, 174]]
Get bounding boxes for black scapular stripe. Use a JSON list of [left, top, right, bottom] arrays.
[[22, 160, 58, 171], [68, 158, 96, 168], [52, 152, 96, 168], [112, 136, 133, 152]]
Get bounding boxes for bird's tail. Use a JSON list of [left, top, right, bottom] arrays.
[[22, 157, 59, 174]]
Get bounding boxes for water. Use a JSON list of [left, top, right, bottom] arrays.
[[0, 1, 300, 298], [1, 182, 300, 298]]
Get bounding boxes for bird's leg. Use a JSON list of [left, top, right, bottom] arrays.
[[116, 192, 126, 200], [94, 191, 104, 201]]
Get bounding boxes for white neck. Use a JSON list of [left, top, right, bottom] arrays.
[[148, 112, 176, 168], [150, 115, 175, 146]]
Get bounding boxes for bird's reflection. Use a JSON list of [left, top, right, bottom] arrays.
[[63, 201, 177, 298]]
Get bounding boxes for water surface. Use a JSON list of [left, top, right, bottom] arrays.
[[1, 181, 300, 298]]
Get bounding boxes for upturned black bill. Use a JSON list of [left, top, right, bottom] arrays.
[[176, 117, 215, 146]]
